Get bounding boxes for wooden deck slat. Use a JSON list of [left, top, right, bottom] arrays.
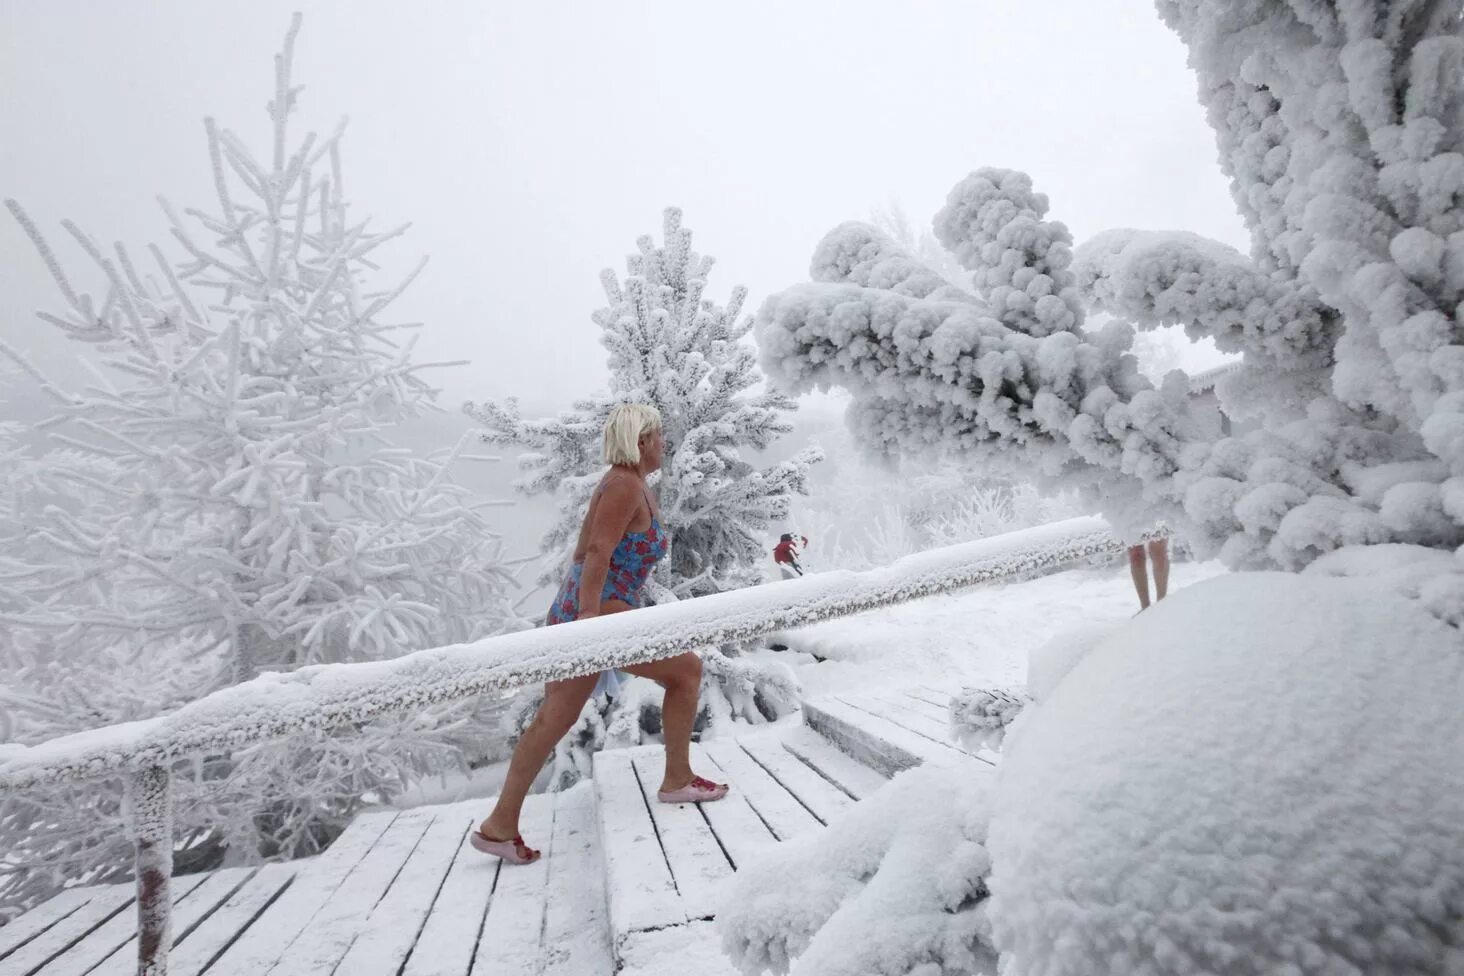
[[3, 881, 133, 976], [0, 886, 93, 962], [50, 871, 212, 976], [699, 739, 822, 841], [735, 735, 857, 825], [208, 808, 400, 976], [333, 806, 477, 976], [840, 693, 963, 751], [470, 796, 556, 974], [910, 686, 954, 707], [687, 743, 780, 871], [779, 726, 891, 800], [88, 866, 257, 976], [4, 716, 910, 976], [593, 751, 686, 946], [884, 689, 956, 726], [539, 783, 613, 976], [267, 806, 438, 976], [832, 696, 975, 764], [165, 862, 298, 976], [629, 753, 734, 921], [399, 800, 505, 976]]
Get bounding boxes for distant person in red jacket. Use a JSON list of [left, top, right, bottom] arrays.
[[773, 533, 807, 580]]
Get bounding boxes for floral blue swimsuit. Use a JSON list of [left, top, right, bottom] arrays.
[[546, 486, 668, 695]]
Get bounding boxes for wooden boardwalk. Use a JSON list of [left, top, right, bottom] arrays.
[[3, 690, 987, 975]]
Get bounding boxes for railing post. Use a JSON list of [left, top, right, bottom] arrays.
[[127, 765, 173, 976]]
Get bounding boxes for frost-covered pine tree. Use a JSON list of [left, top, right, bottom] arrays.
[[726, 2, 1464, 974], [467, 208, 817, 783], [0, 16, 520, 920]]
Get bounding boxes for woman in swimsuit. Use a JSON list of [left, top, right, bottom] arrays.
[[472, 404, 729, 865]]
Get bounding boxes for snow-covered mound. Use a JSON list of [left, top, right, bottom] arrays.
[[988, 573, 1464, 975], [719, 762, 998, 976]]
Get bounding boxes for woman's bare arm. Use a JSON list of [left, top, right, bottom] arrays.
[[576, 474, 641, 619]]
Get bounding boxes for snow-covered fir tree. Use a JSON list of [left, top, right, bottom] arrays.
[[467, 208, 818, 784], [726, 2, 1464, 974], [0, 16, 519, 920]]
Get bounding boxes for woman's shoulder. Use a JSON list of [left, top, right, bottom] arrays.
[[597, 467, 645, 498]]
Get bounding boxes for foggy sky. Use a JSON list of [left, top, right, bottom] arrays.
[[2, 0, 1243, 415]]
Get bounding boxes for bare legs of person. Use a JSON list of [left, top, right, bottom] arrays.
[[476, 651, 716, 863], [475, 672, 596, 863], [1148, 537, 1169, 604], [1127, 538, 1171, 611], [621, 651, 704, 793]]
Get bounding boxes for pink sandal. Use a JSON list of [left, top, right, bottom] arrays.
[[469, 829, 540, 864], [657, 775, 730, 804]]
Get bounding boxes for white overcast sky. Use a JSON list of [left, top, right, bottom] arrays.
[[2, 0, 1244, 415]]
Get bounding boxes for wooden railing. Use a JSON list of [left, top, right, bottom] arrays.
[[0, 516, 1130, 975]]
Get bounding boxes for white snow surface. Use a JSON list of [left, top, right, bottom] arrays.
[[770, 558, 1224, 700], [1023, 621, 1117, 701], [987, 572, 1464, 975]]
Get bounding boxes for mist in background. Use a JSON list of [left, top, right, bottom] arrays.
[[2, 0, 1246, 568]]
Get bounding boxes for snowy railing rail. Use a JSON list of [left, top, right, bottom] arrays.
[[0, 515, 1129, 975]]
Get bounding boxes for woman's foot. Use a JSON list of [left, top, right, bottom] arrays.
[[470, 824, 540, 864], [657, 774, 729, 804]]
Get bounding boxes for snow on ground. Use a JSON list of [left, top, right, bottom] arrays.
[[769, 557, 1228, 699], [989, 571, 1464, 974]]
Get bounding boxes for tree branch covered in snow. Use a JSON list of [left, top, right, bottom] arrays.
[[720, 762, 999, 976], [755, 2, 1464, 605], [741, 4, 1464, 974], [0, 15, 521, 918], [948, 687, 1030, 752], [1072, 228, 1337, 369]]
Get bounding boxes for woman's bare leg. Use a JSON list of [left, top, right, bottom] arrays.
[[1148, 538, 1170, 602], [622, 652, 704, 792], [1127, 544, 1151, 610], [480, 673, 597, 841]]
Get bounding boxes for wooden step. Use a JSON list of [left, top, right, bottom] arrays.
[[592, 726, 895, 972], [801, 691, 990, 777]]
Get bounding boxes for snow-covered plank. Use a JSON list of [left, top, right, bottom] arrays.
[[803, 698, 969, 777], [688, 743, 781, 871], [779, 726, 891, 801], [882, 688, 957, 726], [838, 694, 972, 756], [86, 867, 256, 976], [911, 685, 954, 707], [699, 739, 822, 840], [618, 919, 744, 976], [734, 735, 857, 825], [267, 806, 438, 976], [332, 804, 475, 976], [470, 795, 556, 975], [207, 808, 399, 976], [630, 753, 734, 920], [540, 784, 614, 976], [593, 749, 686, 944], [166, 862, 297, 976], [0, 885, 93, 962], [46, 871, 210, 976], [1, 881, 133, 975], [399, 802, 504, 976]]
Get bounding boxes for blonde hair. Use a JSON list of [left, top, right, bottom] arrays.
[[603, 403, 663, 466]]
